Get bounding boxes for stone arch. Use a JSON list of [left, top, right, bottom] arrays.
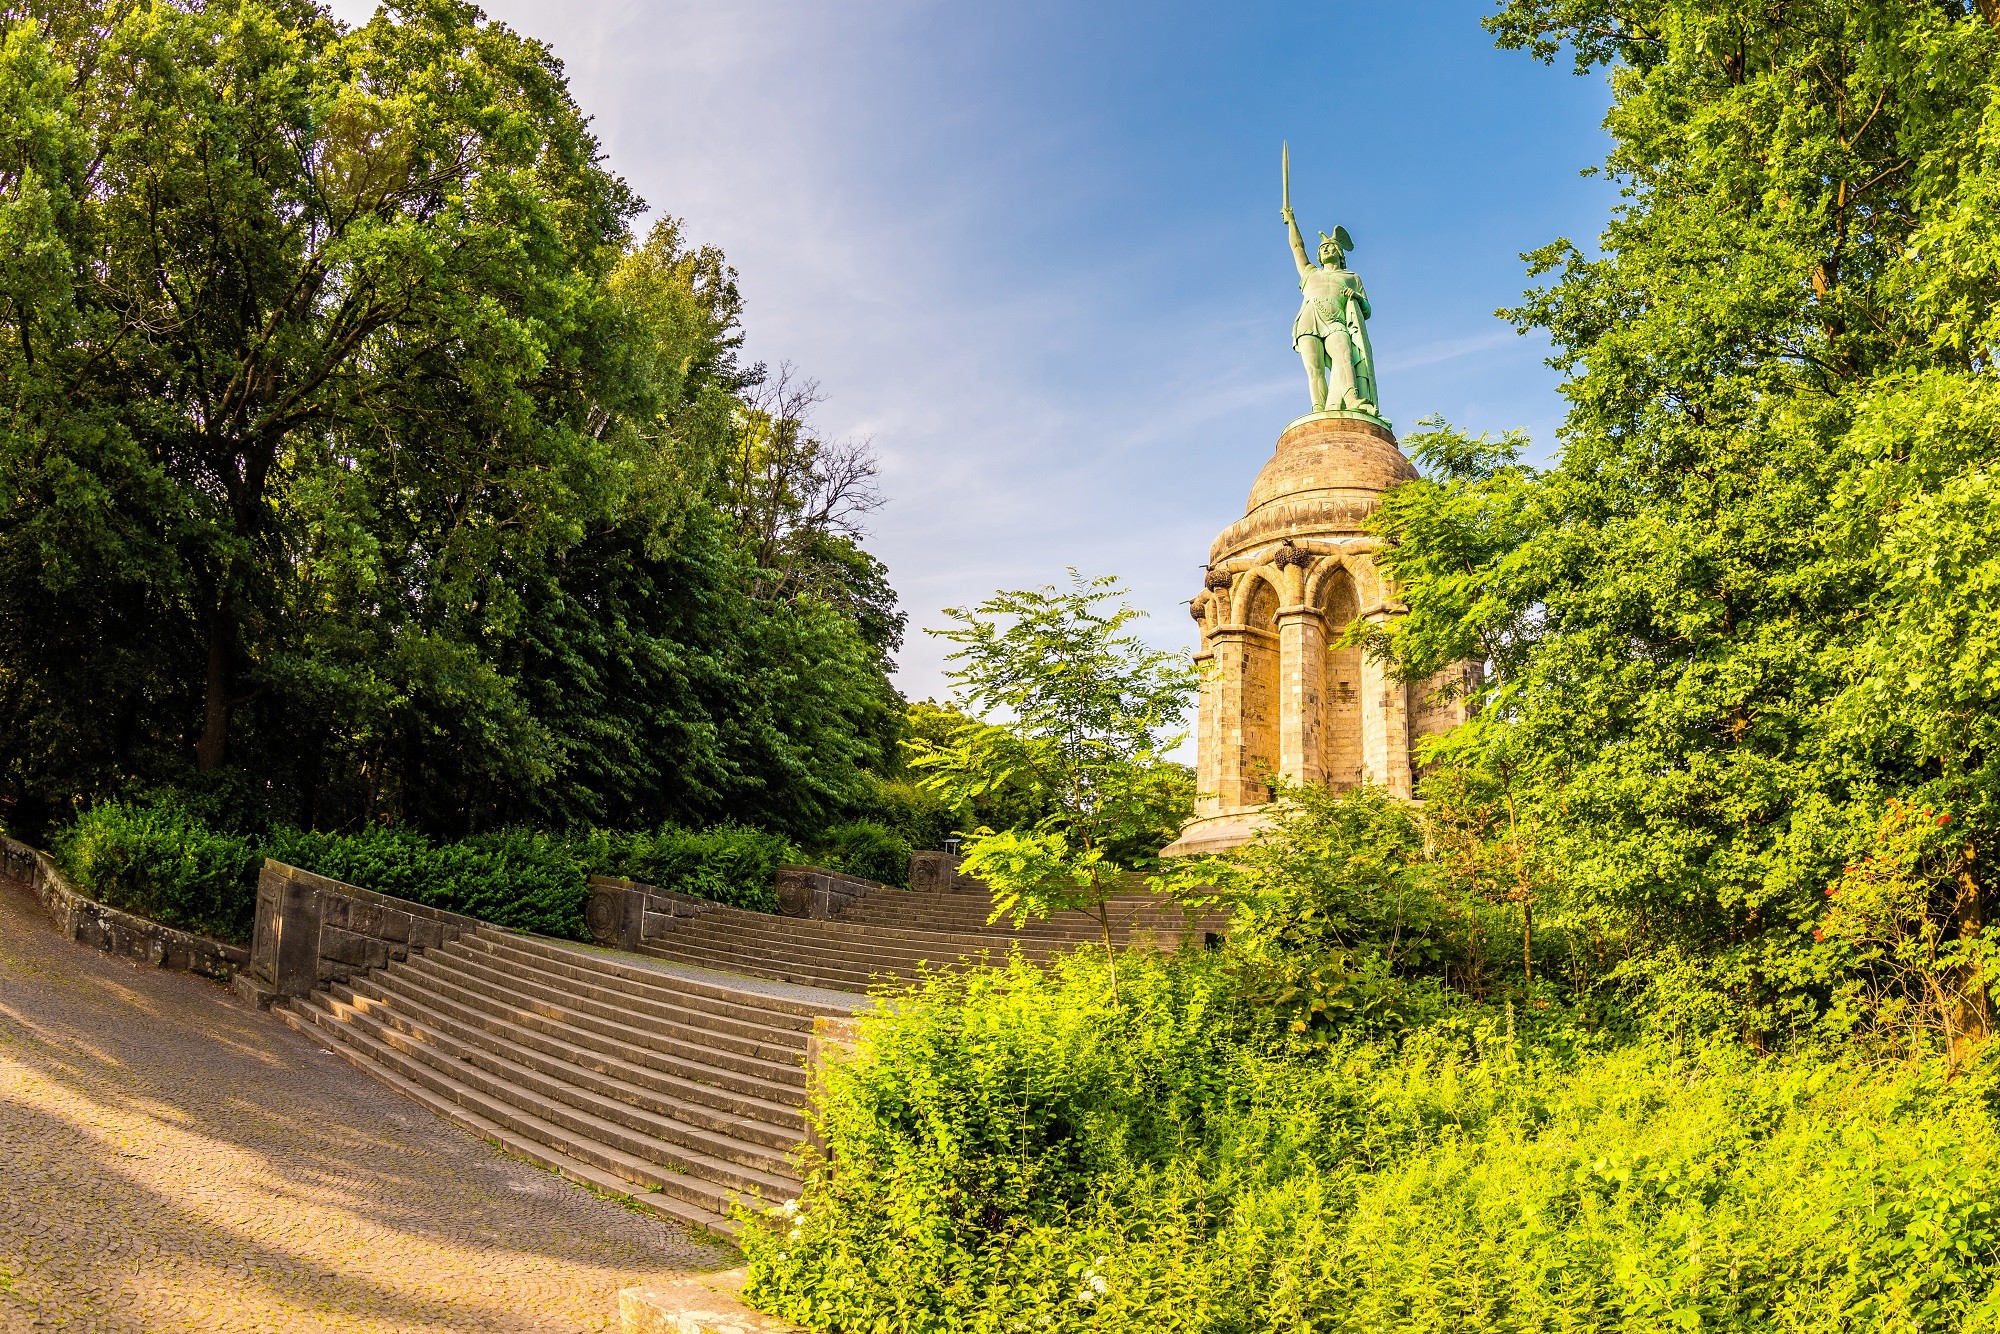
[[1344, 550, 1386, 610], [1317, 564, 1365, 788], [1235, 572, 1281, 802], [1229, 566, 1283, 627]]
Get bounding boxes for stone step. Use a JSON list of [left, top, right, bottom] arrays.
[[309, 986, 802, 1192], [657, 917, 1048, 970], [425, 943, 809, 1066], [286, 1000, 776, 1232], [836, 894, 1218, 934], [638, 935, 900, 994], [473, 929, 846, 1024], [282, 995, 785, 1227], [394, 950, 809, 1095], [355, 963, 806, 1127], [838, 901, 1213, 929], [274, 1000, 735, 1235], [455, 933, 819, 1045], [656, 903, 1071, 958], [337, 975, 805, 1146]]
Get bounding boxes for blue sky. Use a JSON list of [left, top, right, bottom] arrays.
[[332, 1, 1616, 705]]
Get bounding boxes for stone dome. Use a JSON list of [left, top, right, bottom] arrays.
[[1209, 414, 1417, 564]]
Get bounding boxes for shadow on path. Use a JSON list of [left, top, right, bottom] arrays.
[[0, 876, 730, 1333]]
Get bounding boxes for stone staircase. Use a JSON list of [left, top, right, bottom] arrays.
[[839, 885, 1226, 944], [278, 925, 856, 1235], [265, 861, 1222, 1239], [635, 887, 1227, 994]]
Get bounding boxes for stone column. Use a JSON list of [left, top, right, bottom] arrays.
[[1206, 629, 1257, 808], [1192, 648, 1221, 816], [1359, 611, 1413, 798], [1276, 605, 1325, 786]]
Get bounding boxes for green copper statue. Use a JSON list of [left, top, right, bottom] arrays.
[[1282, 143, 1379, 416]]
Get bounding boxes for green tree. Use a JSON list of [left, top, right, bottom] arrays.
[[908, 574, 1195, 1003], [0, 2, 905, 841], [1363, 1, 2000, 1041]]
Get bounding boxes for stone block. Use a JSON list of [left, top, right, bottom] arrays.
[[908, 851, 955, 894], [618, 1270, 801, 1334], [233, 971, 279, 1010], [320, 925, 373, 968], [585, 881, 628, 946]]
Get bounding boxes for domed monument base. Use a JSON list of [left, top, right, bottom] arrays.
[[1160, 412, 1476, 859]]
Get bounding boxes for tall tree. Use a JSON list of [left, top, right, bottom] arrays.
[[0, 1, 906, 840], [1366, 1, 2000, 1037]]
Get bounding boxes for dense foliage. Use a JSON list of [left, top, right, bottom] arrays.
[[0, 0, 904, 843], [1349, 0, 2000, 1047], [909, 576, 1195, 996], [54, 798, 793, 943], [745, 948, 2000, 1333]]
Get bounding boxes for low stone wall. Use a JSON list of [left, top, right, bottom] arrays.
[[908, 850, 983, 894], [242, 860, 482, 1007], [775, 864, 883, 919], [585, 864, 890, 946], [619, 1269, 800, 1333], [583, 875, 714, 950], [0, 834, 248, 981]]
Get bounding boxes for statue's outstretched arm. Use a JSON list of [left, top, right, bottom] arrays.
[[1282, 206, 1312, 278]]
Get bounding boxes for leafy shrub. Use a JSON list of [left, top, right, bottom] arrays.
[[51, 802, 797, 943], [816, 819, 911, 887], [266, 826, 592, 939], [55, 800, 262, 944], [742, 951, 2000, 1333], [603, 822, 790, 913], [850, 773, 958, 853]]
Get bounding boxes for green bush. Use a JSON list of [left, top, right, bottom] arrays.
[[816, 819, 911, 887], [604, 823, 790, 913], [851, 773, 958, 853], [55, 801, 263, 944], [741, 952, 2000, 1333], [51, 802, 797, 942], [265, 826, 593, 940]]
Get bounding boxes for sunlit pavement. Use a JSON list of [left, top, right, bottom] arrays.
[[0, 877, 728, 1333]]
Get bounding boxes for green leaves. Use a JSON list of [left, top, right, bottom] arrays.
[[908, 575, 1195, 936], [1362, 1, 2000, 1039], [0, 6, 902, 839]]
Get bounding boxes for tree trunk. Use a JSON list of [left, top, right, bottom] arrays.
[[1096, 892, 1121, 1009], [195, 609, 230, 771], [1521, 895, 1534, 989]]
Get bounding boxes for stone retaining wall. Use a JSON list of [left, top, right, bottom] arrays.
[[582, 875, 712, 951], [0, 834, 248, 981], [908, 850, 983, 893], [242, 860, 483, 1006], [585, 864, 893, 949], [774, 864, 882, 919]]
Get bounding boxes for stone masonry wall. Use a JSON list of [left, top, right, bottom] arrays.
[[244, 860, 482, 1005], [585, 863, 895, 951], [0, 834, 248, 981]]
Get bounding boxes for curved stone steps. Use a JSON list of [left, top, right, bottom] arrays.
[[278, 925, 860, 1235]]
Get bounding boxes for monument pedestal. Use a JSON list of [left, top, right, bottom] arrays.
[[1162, 412, 1473, 859]]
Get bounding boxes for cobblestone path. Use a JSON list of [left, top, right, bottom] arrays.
[[0, 877, 730, 1333]]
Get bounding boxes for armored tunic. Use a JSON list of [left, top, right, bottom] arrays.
[[1293, 266, 1367, 348]]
